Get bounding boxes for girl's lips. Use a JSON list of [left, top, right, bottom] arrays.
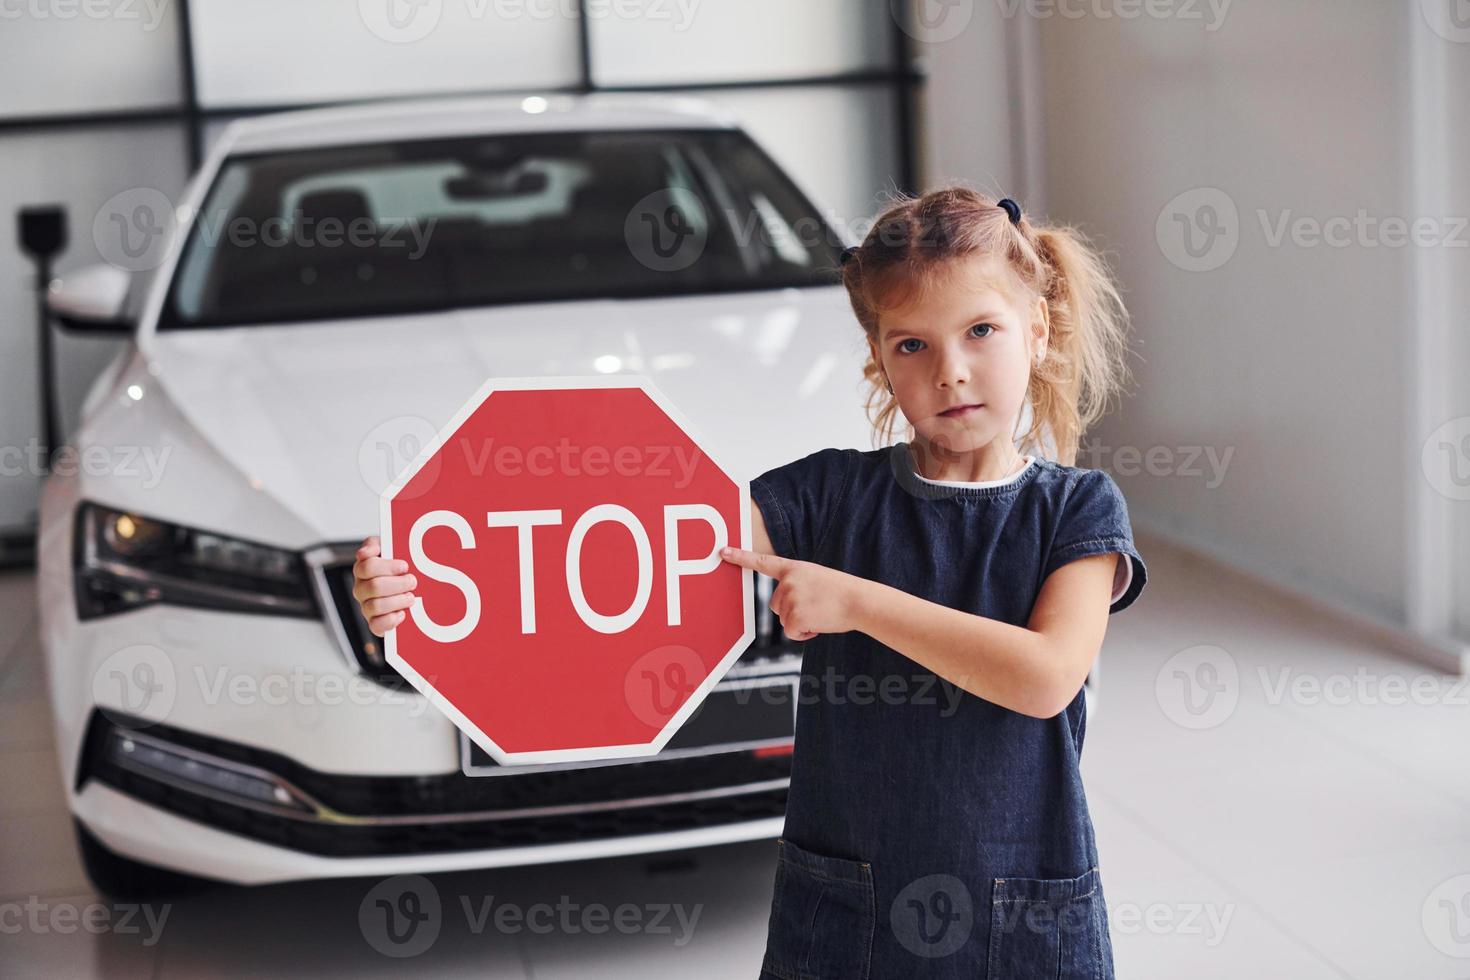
[[939, 404, 983, 418]]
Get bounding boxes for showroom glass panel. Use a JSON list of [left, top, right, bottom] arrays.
[[588, 0, 894, 86], [189, 0, 582, 108], [0, 3, 183, 116]]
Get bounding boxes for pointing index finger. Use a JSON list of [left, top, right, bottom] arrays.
[[720, 546, 789, 577]]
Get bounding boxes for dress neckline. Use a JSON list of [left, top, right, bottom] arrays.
[[912, 454, 1035, 488], [887, 442, 1043, 498]]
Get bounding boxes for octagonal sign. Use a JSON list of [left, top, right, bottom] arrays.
[[380, 375, 754, 766]]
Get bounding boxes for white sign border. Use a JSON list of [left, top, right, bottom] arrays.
[[380, 374, 756, 767]]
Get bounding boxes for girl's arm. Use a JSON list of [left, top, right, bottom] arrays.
[[722, 509, 1118, 718], [843, 554, 1117, 719], [749, 497, 776, 557]]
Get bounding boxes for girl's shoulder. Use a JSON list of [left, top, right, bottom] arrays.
[[1029, 457, 1125, 493], [1011, 458, 1135, 521]]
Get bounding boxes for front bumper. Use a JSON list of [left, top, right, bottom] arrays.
[[73, 782, 786, 886], [73, 707, 791, 882]]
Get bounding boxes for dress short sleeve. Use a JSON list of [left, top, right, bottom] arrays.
[[749, 448, 854, 563], [1042, 469, 1148, 614]]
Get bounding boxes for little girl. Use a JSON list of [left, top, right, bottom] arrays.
[[352, 186, 1146, 978], [718, 187, 1146, 979]]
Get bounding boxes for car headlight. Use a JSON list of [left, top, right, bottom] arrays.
[[73, 502, 318, 619]]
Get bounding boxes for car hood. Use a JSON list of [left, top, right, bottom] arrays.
[[139, 288, 876, 544]]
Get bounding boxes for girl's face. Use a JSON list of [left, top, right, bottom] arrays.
[[870, 253, 1048, 468]]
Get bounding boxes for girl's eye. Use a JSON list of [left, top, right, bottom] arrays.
[[969, 322, 995, 339], [896, 338, 924, 354]]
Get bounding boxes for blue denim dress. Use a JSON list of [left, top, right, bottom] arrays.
[[749, 442, 1147, 979]]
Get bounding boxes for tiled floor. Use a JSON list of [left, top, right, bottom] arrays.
[[2, 531, 1468, 978]]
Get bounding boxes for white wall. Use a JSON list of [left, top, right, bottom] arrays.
[[916, 1, 1037, 205], [1035, 0, 1421, 627], [1432, 20, 1470, 641]]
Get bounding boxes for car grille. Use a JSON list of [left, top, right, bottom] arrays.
[[314, 547, 791, 688]]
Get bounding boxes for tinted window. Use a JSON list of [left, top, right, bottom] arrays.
[[162, 129, 844, 328]]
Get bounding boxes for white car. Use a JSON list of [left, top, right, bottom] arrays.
[[37, 92, 1091, 898]]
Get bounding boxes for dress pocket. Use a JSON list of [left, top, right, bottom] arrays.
[[759, 837, 876, 980], [986, 866, 1112, 980]]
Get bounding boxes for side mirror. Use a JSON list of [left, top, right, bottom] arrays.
[[47, 263, 135, 335]]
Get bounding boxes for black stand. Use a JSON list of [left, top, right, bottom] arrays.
[[18, 205, 68, 466]]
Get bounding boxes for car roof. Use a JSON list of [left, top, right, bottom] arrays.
[[216, 92, 744, 155]]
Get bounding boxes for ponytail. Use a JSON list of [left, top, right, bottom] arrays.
[[1024, 223, 1133, 466]]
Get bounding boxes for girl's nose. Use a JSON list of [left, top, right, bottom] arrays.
[[935, 348, 970, 387]]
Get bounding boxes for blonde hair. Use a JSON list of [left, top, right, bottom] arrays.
[[841, 186, 1135, 467]]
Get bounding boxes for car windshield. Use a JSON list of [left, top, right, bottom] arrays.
[[161, 128, 845, 328]]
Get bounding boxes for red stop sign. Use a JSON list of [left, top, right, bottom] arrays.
[[381, 376, 753, 765]]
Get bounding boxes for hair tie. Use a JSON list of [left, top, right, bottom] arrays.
[[997, 198, 1022, 226], [840, 245, 860, 266]]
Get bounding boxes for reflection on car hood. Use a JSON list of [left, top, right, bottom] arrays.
[[144, 288, 876, 544]]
